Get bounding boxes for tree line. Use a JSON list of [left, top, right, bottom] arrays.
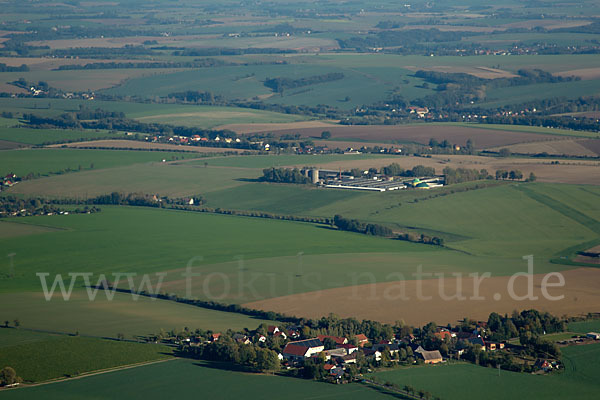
[[333, 215, 394, 237], [261, 168, 310, 184], [54, 59, 229, 70], [264, 73, 345, 93]]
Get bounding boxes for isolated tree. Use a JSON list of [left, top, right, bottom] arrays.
[[0, 367, 20, 386], [320, 131, 332, 139], [528, 172, 537, 182], [13, 319, 19, 328], [3, 320, 8, 328], [498, 148, 511, 157]]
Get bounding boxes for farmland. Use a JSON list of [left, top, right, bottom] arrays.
[[0, 206, 420, 294], [244, 267, 600, 326], [0, 330, 172, 383], [0, 359, 390, 400], [0, 291, 275, 336], [0, 127, 127, 146], [0, 148, 198, 177], [371, 343, 600, 400], [0, 97, 308, 130]]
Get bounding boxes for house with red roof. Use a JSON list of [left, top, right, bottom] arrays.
[[317, 335, 348, 345], [282, 339, 324, 363], [354, 334, 369, 347]]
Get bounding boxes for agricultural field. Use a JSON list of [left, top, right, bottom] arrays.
[[0, 359, 390, 399], [0, 291, 275, 337], [568, 319, 600, 334], [0, 127, 127, 146], [0, 330, 172, 383], [371, 343, 600, 400], [0, 97, 308, 130], [0, 148, 198, 177], [260, 124, 580, 148]]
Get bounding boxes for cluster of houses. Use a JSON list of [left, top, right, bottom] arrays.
[[0, 173, 18, 191], [278, 331, 446, 379]]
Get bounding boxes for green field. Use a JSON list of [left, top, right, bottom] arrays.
[[0, 221, 59, 239], [0, 98, 309, 129], [0, 206, 425, 294], [0, 331, 172, 382], [0, 291, 274, 337], [372, 343, 600, 400], [5, 153, 379, 198], [5, 162, 258, 198], [0, 203, 580, 305], [205, 183, 368, 214], [0, 127, 127, 146], [307, 182, 600, 258], [568, 319, 600, 334], [1, 358, 390, 399], [101, 61, 434, 108], [98, 53, 600, 110], [0, 148, 198, 177]]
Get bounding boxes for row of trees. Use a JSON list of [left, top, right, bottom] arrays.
[[264, 73, 344, 93], [333, 215, 393, 237], [261, 168, 310, 184], [442, 167, 489, 184], [55, 59, 228, 70]]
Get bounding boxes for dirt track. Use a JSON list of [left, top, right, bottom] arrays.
[[244, 268, 600, 326]]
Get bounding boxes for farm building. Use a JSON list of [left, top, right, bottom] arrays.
[[586, 332, 600, 340], [415, 349, 443, 364], [282, 338, 324, 363]]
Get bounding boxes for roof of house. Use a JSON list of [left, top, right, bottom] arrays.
[[282, 344, 309, 357], [324, 364, 335, 371], [434, 331, 453, 340], [267, 325, 279, 333], [355, 334, 369, 342], [410, 344, 425, 353], [317, 335, 347, 345], [372, 343, 400, 352], [418, 350, 443, 361], [288, 338, 323, 348]]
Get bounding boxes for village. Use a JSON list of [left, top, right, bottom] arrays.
[[169, 314, 600, 384]]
